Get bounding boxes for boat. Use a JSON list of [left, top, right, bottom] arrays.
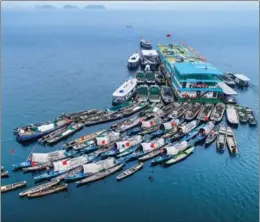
[[245, 107, 257, 126], [46, 123, 84, 145], [63, 129, 105, 149], [78, 110, 107, 122], [23, 162, 53, 172], [216, 125, 226, 153], [28, 184, 68, 198], [140, 39, 152, 49], [161, 86, 174, 104], [155, 72, 166, 85], [19, 179, 60, 197], [168, 102, 189, 119], [236, 105, 248, 124], [112, 78, 137, 105], [122, 101, 149, 117], [218, 74, 236, 87], [151, 141, 192, 165], [14, 117, 72, 142], [136, 85, 149, 102], [1, 169, 9, 177], [148, 85, 161, 103], [62, 109, 102, 122], [234, 73, 250, 87], [116, 162, 143, 180], [139, 125, 161, 136], [1, 181, 27, 193], [146, 71, 155, 84], [138, 148, 164, 161], [197, 103, 214, 122], [125, 126, 142, 136], [76, 164, 124, 186], [205, 125, 219, 146], [225, 72, 236, 80], [164, 146, 195, 166], [222, 95, 237, 104], [184, 103, 203, 121], [160, 119, 181, 132], [136, 71, 146, 84], [127, 53, 140, 70], [84, 111, 124, 126], [12, 159, 33, 171], [111, 116, 141, 133], [38, 125, 69, 143], [141, 117, 163, 129], [96, 131, 121, 147], [226, 127, 238, 155], [226, 105, 239, 126], [116, 144, 139, 158], [210, 103, 225, 122], [171, 120, 200, 141], [181, 123, 205, 142], [193, 121, 215, 145]]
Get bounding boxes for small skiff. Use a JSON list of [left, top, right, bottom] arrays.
[[116, 162, 144, 180], [226, 127, 238, 155], [216, 125, 226, 153], [28, 184, 68, 198], [1, 181, 27, 193], [164, 146, 195, 166]]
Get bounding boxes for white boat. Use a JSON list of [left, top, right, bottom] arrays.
[[127, 53, 140, 69], [112, 78, 137, 105], [234, 74, 250, 87], [226, 105, 239, 126], [140, 39, 152, 49]]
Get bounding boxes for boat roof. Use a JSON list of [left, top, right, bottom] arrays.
[[113, 78, 137, 97], [217, 82, 237, 95], [234, 74, 250, 81], [174, 62, 223, 76], [128, 53, 140, 62], [142, 50, 159, 56]]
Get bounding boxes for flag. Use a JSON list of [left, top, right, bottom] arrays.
[[166, 34, 171, 38], [126, 142, 130, 147], [62, 160, 68, 166], [150, 143, 155, 148], [171, 122, 176, 127], [10, 148, 14, 155], [31, 161, 36, 167]]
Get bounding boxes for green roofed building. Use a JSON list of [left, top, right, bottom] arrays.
[[158, 43, 224, 103]]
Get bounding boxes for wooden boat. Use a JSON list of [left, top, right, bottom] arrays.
[[180, 123, 205, 142], [155, 72, 166, 85], [14, 117, 72, 142], [23, 162, 52, 172], [161, 127, 178, 139], [197, 103, 214, 122], [184, 103, 203, 121], [138, 149, 162, 161], [136, 85, 149, 102], [226, 127, 238, 155], [205, 125, 219, 146], [148, 85, 161, 103], [161, 86, 174, 104], [210, 103, 225, 122], [76, 164, 124, 186], [1, 181, 27, 193], [245, 107, 257, 126], [12, 160, 32, 171], [72, 140, 96, 151], [125, 126, 142, 136], [146, 71, 155, 84], [63, 130, 105, 149], [111, 116, 141, 133], [79, 110, 107, 122], [226, 105, 239, 126], [236, 105, 247, 124], [122, 102, 149, 117], [193, 121, 215, 145], [62, 109, 102, 121], [164, 146, 195, 166], [216, 125, 226, 153], [46, 123, 84, 145], [116, 162, 143, 180], [38, 125, 69, 143], [168, 102, 189, 119], [84, 111, 124, 126], [19, 179, 60, 197], [171, 120, 200, 141], [136, 71, 146, 84], [1, 170, 9, 177], [28, 184, 68, 198]]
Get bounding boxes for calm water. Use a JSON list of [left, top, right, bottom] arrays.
[[2, 9, 259, 222]]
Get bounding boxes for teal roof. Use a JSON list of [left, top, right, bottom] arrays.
[[174, 62, 223, 76]]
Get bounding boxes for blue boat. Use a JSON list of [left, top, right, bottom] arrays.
[[100, 146, 119, 159], [180, 124, 205, 142], [12, 160, 32, 171], [116, 145, 137, 158], [79, 144, 98, 154], [126, 126, 142, 136], [33, 170, 63, 182]]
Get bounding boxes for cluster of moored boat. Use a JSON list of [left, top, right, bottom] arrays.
[[3, 99, 257, 198]]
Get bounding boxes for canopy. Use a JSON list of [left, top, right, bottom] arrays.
[[179, 120, 197, 133], [83, 157, 116, 174], [115, 135, 142, 151], [32, 150, 66, 163], [165, 141, 188, 155], [163, 119, 180, 130], [141, 117, 162, 128], [200, 121, 215, 135], [53, 155, 88, 172], [141, 138, 165, 151], [38, 123, 55, 132]]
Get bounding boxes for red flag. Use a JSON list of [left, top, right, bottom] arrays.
[[31, 161, 36, 166], [171, 122, 176, 127], [10, 148, 14, 155], [150, 121, 154, 126], [101, 140, 105, 145], [166, 34, 171, 38], [62, 160, 68, 166], [150, 143, 155, 148], [126, 142, 130, 147]]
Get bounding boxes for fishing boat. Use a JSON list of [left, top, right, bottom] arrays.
[[161, 86, 174, 104], [226, 105, 239, 126], [164, 146, 195, 166], [122, 102, 149, 117], [226, 127, 238, 155], [84, 111, 124, 126], [222, 95, 237, 104], [46, 123, 84, 145], [148, 85, 161, 103], [141, 117, 163, 129], [111, 116, 141, 133], [218, 74, 236, 87], [138, 147, 164, 161], [28, 184, 68, 198], [168, 102, 189, 119], [1, 181, 27, 193], [14, 117, 72, 142], [38, 125, 69, 143], [12, 159, 33, 171], [205, 125, 219, 146], [181, 123, 205, 142], [245, 107, 257, 126], [62, 109, 102, 121], [71, 140, 96, 151], [96, 131, 121, 147], [116, 162, 143, 181], [1, 169, 9, 177], [184, 103, 203, 121], [107, 101, 134, 112], [210, 103, 225, 122], [19, 179, 60, 197], [136, 85, 149, 102], [171, 120, 200, 141], [234, 73, 250, 87], [216, 125, 226, 153], [78, 110, 107, 122], [151, 141, 192, 165], [23, 162, 53, 172], [236, 105, 248, 124], [136, 71, 146, 84], [76, 164, 124, 186], [127, 53, 140, 70], [197, 103, 214, 122], [193, 121, 215, 145], [125, 126, 142, 136], [112, 78, 137, 105], [155, 72, 166, 85], [160, 119, 181, 132], [116, 144, 139, 158], [146, 71, 155, 84], [140, 39, 152, 49]]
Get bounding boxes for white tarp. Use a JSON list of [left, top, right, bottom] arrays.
[[38, 123, 55, 132], [179, 120, 197, 134], [165, 141, 188, 155], [31, 153, 48, 163], [53, 155, 88, 172], [200, 121, 215, 135], [141, 118, 162, 129], [83, 157, 116, 174], [96, 131, 120, 146], [32, 150, 66, 163], [116, 135, 142, 152], [163, 119, 181, 130], [141, 138, 165, 152]]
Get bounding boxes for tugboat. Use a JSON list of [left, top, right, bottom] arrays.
[[127, 53, 140, 70], [140, 39, 152, 49]]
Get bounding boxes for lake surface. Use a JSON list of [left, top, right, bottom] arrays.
[[2, 9, 259, 222]]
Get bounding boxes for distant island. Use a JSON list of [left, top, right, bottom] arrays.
[[35, 5, 57, 10], [84, 5, 106, 10], [64, 4, 79, 9]]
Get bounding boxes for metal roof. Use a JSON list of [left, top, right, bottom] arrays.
[[174, 62, 223, 76], [141, 50, 159, 56]]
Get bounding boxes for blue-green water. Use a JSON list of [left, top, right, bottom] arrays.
[[2, 9, 259, 222]]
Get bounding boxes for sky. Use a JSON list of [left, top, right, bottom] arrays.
[[2, 1, 259, 11]]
